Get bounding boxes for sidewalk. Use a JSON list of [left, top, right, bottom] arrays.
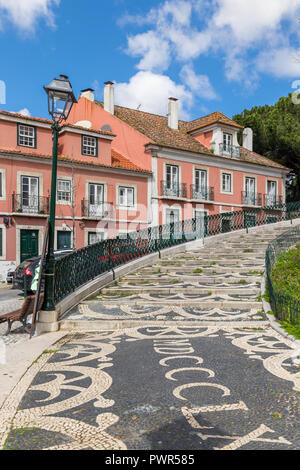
[[0, 331, 66, 409]]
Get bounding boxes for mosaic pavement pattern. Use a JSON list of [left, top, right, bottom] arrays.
[[0, 224, 299, 450], [63, 224, 294, 326], [0, 327, 299, 450]]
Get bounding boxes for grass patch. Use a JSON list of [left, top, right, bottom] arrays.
[[279, 321, 300, 340], [193, 268, 203, 274], [243, 249, 254, 253], [101, 291, 135, 297], [248, 270, 264, 275], [271, 242, 300, 301]]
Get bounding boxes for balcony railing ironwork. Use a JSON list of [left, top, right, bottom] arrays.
[[219, 143, 241, 159], [241, 191, 262, 206], [160, 181, 187, 199], [190, 185, 214, 202], [263, 195, 283, 207], [12, 193, 50, 215], [81, 200, 114, 219]]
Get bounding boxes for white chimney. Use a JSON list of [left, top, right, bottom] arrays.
[[104, 81, 114, 115], [168, 97, 178, 130], [243, 127, 253, 152], [80, 88, 95, 102]]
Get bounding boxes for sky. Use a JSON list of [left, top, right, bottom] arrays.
[[1, 0, 300, 122]]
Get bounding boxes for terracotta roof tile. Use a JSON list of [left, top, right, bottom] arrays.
[[96, 101, 211, 155], [0, 148, 151, 175], [111, 149, 151, 173], [0, 110, 52, 124], [239, 147, 289, 171], [183, 111, 244, 132], [96, 102, 289, 171]]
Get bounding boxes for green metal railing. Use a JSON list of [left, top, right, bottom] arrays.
[[53, 201, 300, 304], [266, 224, 300, 325]]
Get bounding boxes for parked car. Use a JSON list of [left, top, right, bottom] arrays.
[[13, 249, 73, 293], [6, 268, 15, 284], [98, 240, 148, 265]]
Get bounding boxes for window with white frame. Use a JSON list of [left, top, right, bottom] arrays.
[[119, 186, 134, 207], [223, 133, 232, 152], [57, 179, 71, 203], [88, 232, 105, 245], [18, 124, 36, 148], [267, 180, 277, 205], [222, 173, 232, 193], [82, 135, 97, 156]]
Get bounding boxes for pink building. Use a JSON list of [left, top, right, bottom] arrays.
[[68, 83, 289, 229], [0, 108, 151, 280], [0, 82, 289, 280]]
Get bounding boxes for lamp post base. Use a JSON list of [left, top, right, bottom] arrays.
[[36, 310, 59, 335]]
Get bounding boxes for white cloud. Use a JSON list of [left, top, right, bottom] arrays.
[[122, 0, 300, 87], [0, 0, 60, 31], [17, 108, 31, 116], [180, 64, 217, 99], [114, 70, 193, 119], [212, 0, 300, 44], [256, 47, 300, 78], [127, 31, 171, 72]]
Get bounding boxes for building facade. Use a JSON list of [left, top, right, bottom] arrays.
[[0, 110, 151, 280], [0, 82, 289, 280], [68, 83, 288, 228]]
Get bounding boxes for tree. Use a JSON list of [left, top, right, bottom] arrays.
[[233, 94, 300, 201]]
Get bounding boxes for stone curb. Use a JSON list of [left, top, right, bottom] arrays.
[[59, 320, 270, 331]]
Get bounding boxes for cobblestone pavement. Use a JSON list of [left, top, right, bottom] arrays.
[[0, 292, 28, 345], [0, 224, 300, 450]]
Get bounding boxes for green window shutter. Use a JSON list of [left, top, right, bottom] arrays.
[[0, 173, 2, 198], [0, 228, 2, 257], [34, 126, 37, 148], [95, 137, 98, 157]]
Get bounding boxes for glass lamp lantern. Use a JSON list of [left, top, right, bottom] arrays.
[[44, 74, 77, 123]]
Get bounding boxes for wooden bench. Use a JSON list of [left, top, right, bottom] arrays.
[[0, 293, 44, 336]]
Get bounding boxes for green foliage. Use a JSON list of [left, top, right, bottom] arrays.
[[271, 242, 300, 301], [233, 94, 300, 200], [279, 321, 300, 339]]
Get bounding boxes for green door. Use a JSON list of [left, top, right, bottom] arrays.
[[57, 231, 71, 250], [20, 230, 39, 263]]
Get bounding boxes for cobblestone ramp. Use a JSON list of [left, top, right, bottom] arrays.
[[1, 224, 300, 451], [62, 224, 293, 329]]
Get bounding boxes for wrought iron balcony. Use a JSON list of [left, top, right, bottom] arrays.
[[219, 143, 240, 159], [241, 191, 262, 206], [81, 200, 114, 219], [160, 181, 187, 199], [190, 185, 215, 202], [263, 194, 283, 207], [12, 193, 50, 215]]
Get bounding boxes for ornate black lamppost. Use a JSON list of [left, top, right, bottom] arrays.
[[42, 75, 77, 311]]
